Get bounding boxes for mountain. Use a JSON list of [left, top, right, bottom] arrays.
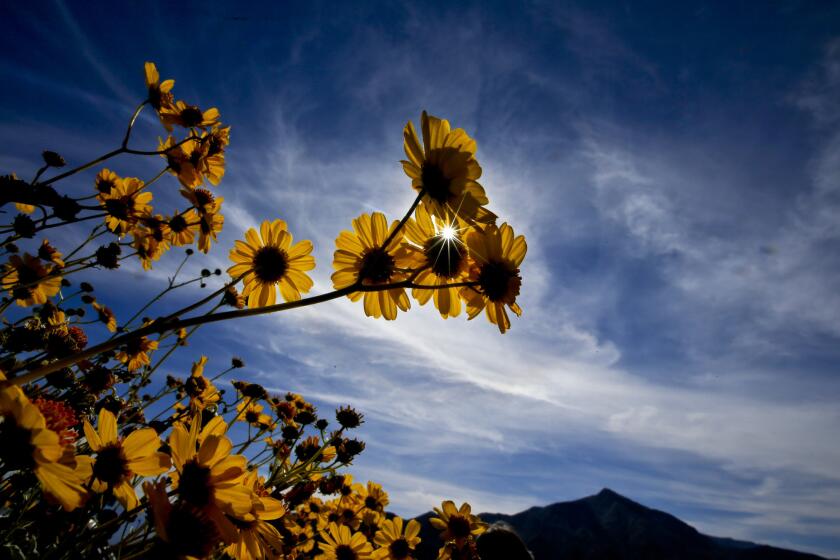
[[411, 488, 830, 560]]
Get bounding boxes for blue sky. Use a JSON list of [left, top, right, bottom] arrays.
[[3, 1, 840, 556]]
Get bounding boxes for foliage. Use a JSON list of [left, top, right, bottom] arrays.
[[0, 61, 526, 559]]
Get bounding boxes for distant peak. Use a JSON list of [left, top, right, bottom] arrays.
[[596, 488, 621, 498]]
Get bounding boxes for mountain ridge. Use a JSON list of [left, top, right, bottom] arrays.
[[411, 488, 832, 560]]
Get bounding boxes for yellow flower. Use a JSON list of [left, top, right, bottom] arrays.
[[2, 253, 61, 307], [317, 522, 374, 560], [402, 204, 472, 318], [160, 100, 221, 131], [430, 501, 486, 545], [159, 135, 205, 188], [0, 378, 88, 511], [165, 212, 200, 246], [83, 408, 170, 510], [460, 223, 526, 334], [143, 479, 223, 559], [402, 111, 495, 224], [373, 517, 421, 560], [168, 414, 255, 543], [225, 470, 286, 560], [97, 175, 153, 235], [197, 201, 224, 254], [115, 335, 159, 371], [185, 356, 220, 411], [91, 301, 117, 332], [331, 212, 413, 320], [236, 400, 273, 428], [355, 481, 389, 513], [144, 61, 175, 112], [38, 239, 65, 268], [228, 219, 315, 308]]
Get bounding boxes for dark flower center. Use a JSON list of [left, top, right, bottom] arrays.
[[97, 179, 115, 194], [0, 421, 36, 470], [166, 502, 220, 558], [193, 189, 214, 208], [104, 197, 131, 220], [421, 162, 452, 203], [252, 246, 289, 283], [180, 106, 204, 128], [359, 247, 395, 284], [390, 538, 411, 559], [93, 444, 130, 486], [178, 460, 213, 507], [170, 215, 189, 233], [245, 410, 260, 424], [477, 261, 519, 302], [336, 544, 358, 560], [448, 514, 473, 539], [424, 236, 463, 278], [16, 263, 42, 285], [364, 496, 379, 509]]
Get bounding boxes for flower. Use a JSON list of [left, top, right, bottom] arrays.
[[166, 212, 200, 246], [144, 61, 175, 112], [160, 100, 221, 131], [3, 253, 61, 307], [144, 479, 222, 558], [430, 501, 486, 546], [0, 378, 88, 511], [355, 481, 389, 513], [92, 301, 118, 332], [317, 522, 374, 560], [115, 335, 159, 371], [228, 219, 315, 308], [236, 400, 273, 429], [33, 397, 78, 445], [224, 470, 286, 560], [373, 517, 421, 560], [38, 239, 65, 268], [331, 212, 413, 320], [402, 204, 472, 318], [179, 188, 225, 253], [94, 168, 120, 195], [97, 175, 153, 235], [83, 407, 170, 510], [159, 135, 204, 188], [402, 111, 495, 224], [460, 223, 526, 334], [168, 414, 255, 543], [184, 356, 220, 411]]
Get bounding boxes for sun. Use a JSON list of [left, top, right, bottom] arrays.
[[439, 224, 458, 241]]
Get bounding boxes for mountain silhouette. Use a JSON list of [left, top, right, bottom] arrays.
[[411, 488, 830, 560]]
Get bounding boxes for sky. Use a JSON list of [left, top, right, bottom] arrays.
[[2, 1, 840, 556]]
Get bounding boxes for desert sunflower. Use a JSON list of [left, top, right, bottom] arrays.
[[0, 377, 88, 511], [160, 100, 220, 131], [430, 501, 486, 546], [236, 400, 273, 429], [159, 135, 204, 188], [115, 335, 159, 371], [144, 61, 175, 112], [228, 219, 315, 308], [373, 517, 421, 560], [83, 407, 170, 510], [225, 470, 286, 560], [2, 253, 62, 307], [166, 212, 200, 246], [97, 175, 153, 235], [184, 355, 221, 411], [402, 204, 473, 318], [460, 223, 526, 334], [168, 414, 255, 544], [317, 522, 374, 560], [402, 111, 495, 224], [331, 212, 413, 320]]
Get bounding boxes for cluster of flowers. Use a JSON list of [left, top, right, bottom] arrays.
[[0, 61, 523, 559]]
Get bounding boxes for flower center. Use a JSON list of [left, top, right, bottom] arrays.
[[104, 197, 131, 220], [0, 421, 36, 470], [477, 261, 519, 302], [180, 106, 204, 128], [178, 460, 213, 508], [390, 538, 411, 559], [97, 179, 115, 194], [424, 236, 463, 278], [421, 162, 452, 203], [167, 502, 220, 558], [170, 215, 189, 233], [359, 247, 395, 284], [193, 189, 214, 208], [93, 444, 130, 486], [448, 514, 473, 539], [245, 410, 260, 424], [335, 544, 358, 560], [364, 496, 379, 509], [252, 246, 289, 283]]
